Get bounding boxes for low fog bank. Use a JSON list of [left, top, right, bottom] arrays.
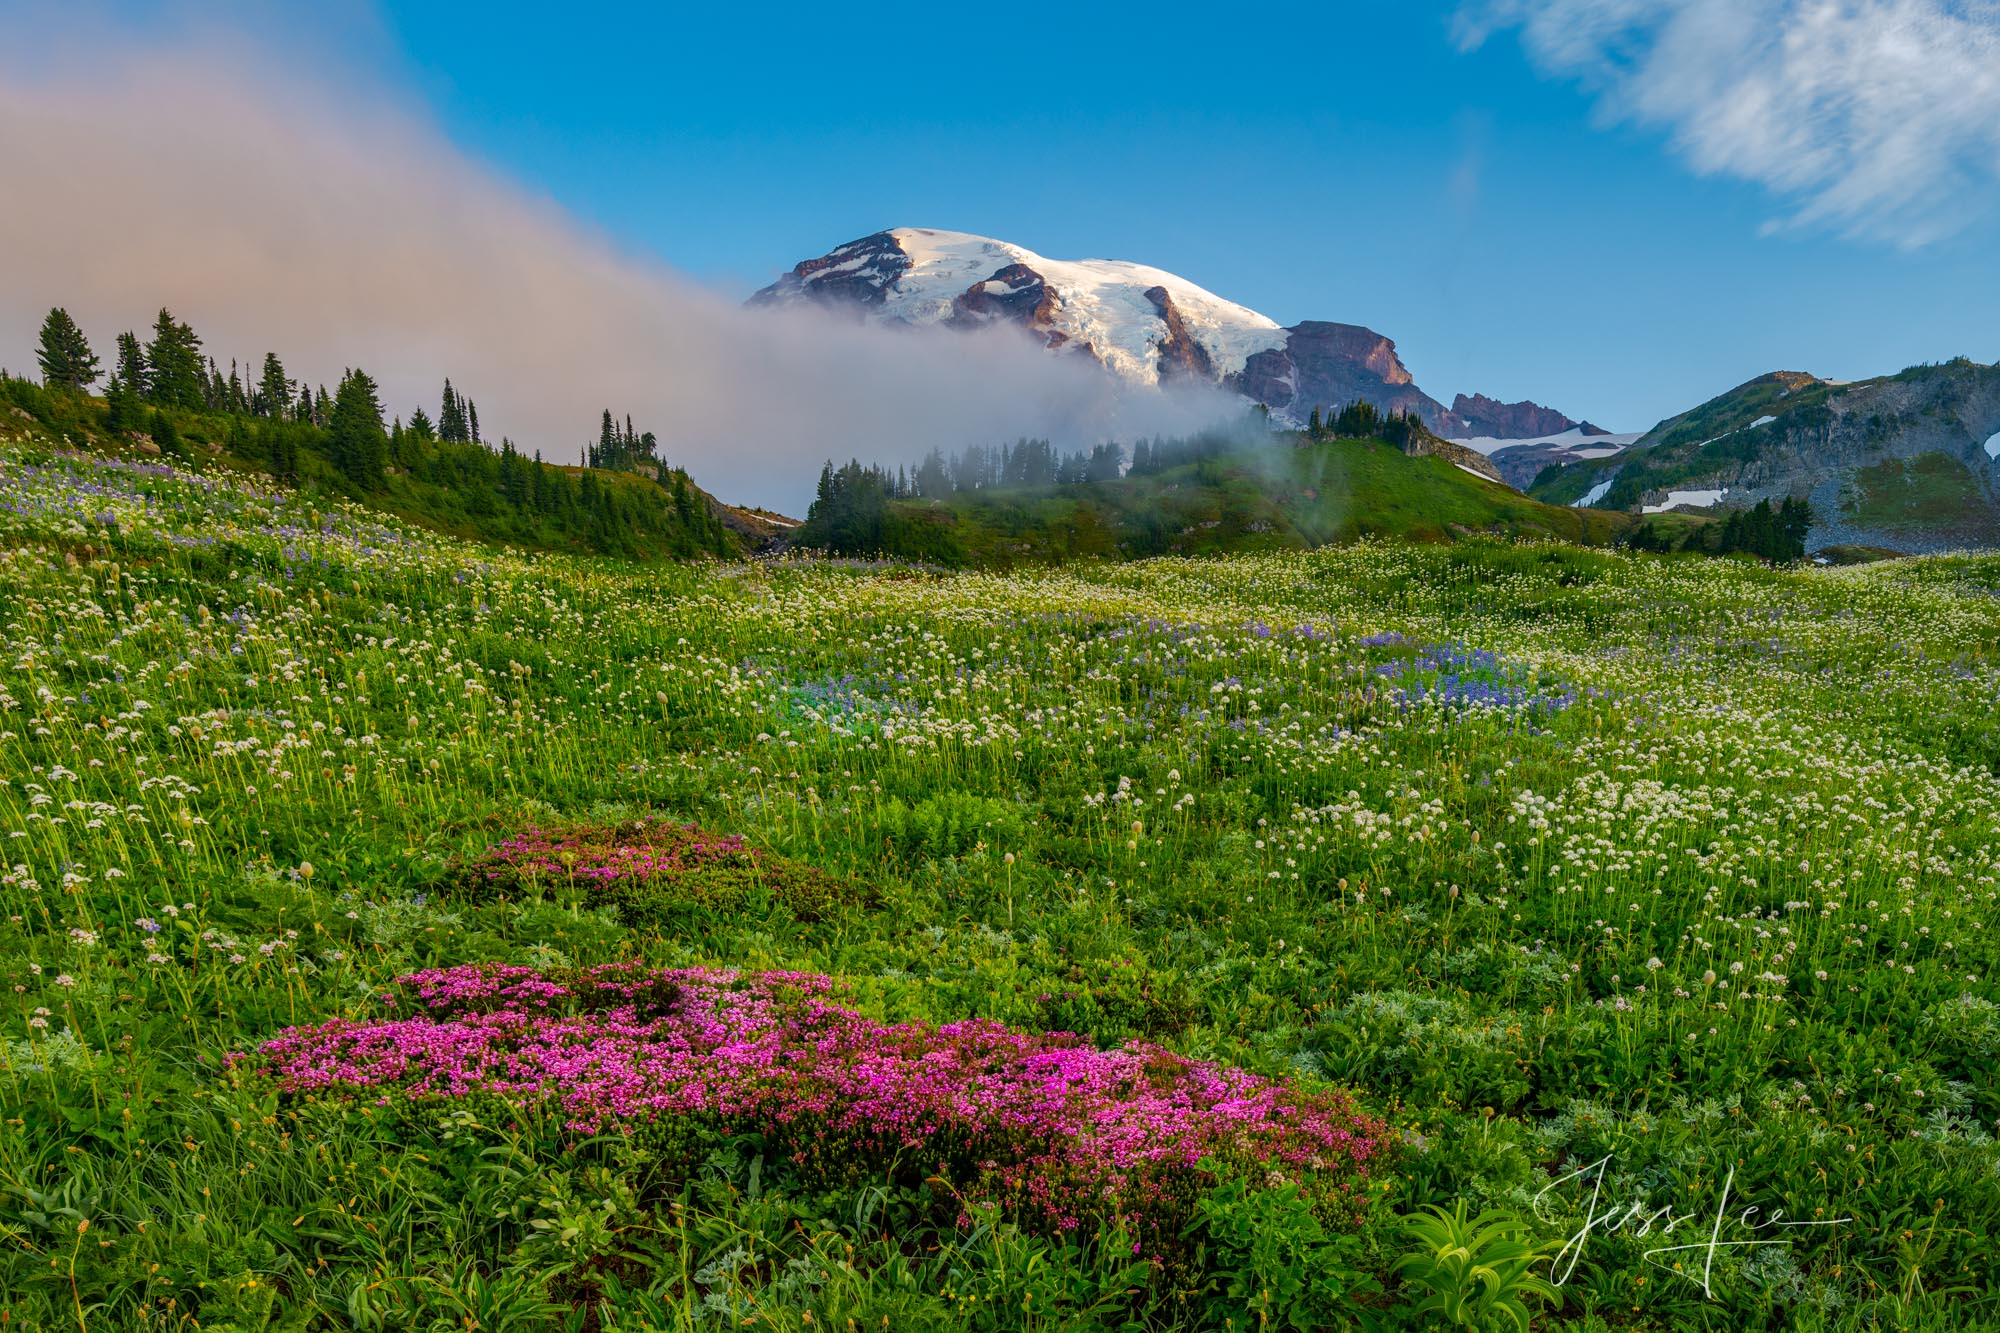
[[0, 35, 1241, 515]]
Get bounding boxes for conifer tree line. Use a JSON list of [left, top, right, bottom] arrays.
[[587, 410, 658, 471], [1625, 495, 1814, 562], [1302, 400, 1428, 446], [11, 306, 735, 560], [818, 420, 1278, 509]]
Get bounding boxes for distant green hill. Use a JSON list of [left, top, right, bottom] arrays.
[[0, 373, 755, 562], [1529, 360, 2000, 553], [798, 436, 1635, 568]]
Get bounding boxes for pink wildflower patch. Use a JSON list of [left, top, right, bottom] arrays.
[[252, 962, 1388, 1237], [449, 820, 865, 922]]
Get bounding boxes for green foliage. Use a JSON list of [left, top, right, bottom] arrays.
[[144, 305, 206, 409], [1393, 1202, 1561, 1331], [799, 436, 1636, 568], [1, 433, 1999, 1329], [34, 307, 99, 391], [1841, 452, 1995, 535], [445, 818, 872, 927], [1186, 1172, 1380, 1330], [327, 367, 389, 490], [1, 308, 745, 562], [876, 790, 1025, 860]]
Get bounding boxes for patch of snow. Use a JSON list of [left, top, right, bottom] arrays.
[[1985, 431, 2000, 460], [1451, 427, 1645, 456], [1454, 462, 1493, 481], [1571, 477, 1614, 508], [873, 228, 1288, 386], [1572, 447, 1623, 460], [1750, 415, 1777, 428], [1642, 488, 1729, 515]]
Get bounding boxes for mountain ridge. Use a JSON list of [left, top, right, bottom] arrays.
[[751, 228, 1582, 440]]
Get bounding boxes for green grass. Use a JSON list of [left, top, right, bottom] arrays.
[[858, 439, 1634, 569], [1840, 452, 1999, 536], [0, 375, 747, 563], [1, 432, 1998, 1330]]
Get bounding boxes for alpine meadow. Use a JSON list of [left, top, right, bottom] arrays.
[[1, 404, 1997, 1330], [7, 3, 2000, 1329]]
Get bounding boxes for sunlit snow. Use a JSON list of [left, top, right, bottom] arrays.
[[1451, 427, 1644, 456], [1572, 477, 1614, 507], [880, 229, 1288, 385], [1642, 488, 1728, 514]]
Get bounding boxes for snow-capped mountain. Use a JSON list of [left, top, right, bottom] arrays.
[[750, 228, 1581, 440]]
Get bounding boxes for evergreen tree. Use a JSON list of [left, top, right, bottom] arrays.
[[327, 368, 388, 490], [115, 331, 148, 399], [104, 376, 142, 434], [297, 384, 315, 424], [35, 308, 99, 391], [439, 380, 467, 443], [147, 408, 184, 458], [467, 399, 480, 445], [258, 353, 290, 419], [408, 406, 435, 439], [144, 308, 205, 409]]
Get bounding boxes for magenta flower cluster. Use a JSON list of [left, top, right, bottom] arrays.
[[253, 963, 1387, 1233], [472, 823, 750, 885]]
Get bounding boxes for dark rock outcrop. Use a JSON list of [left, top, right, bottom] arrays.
[[1449, 393, 1580, 440], [950, 262, 1062, 343], [1146, 286, 1216, 383], [1229, 322, 1453, 432], [747, 231, 911, 312]]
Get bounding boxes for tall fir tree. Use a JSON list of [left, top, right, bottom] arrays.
[[258, 353, 290, 419], [439, 379, 468, 443], [144, 308, 205, 409], [327, 369, 388, 490], [34, 308, 100, 391], [115, 331, 148, 398]]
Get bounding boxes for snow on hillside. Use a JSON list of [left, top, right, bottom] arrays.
[[1571, 477, 1614, 508], [1452, 426, 1646, 457], [877, 228, 1288, 385], [1643, 488, 1729, 514]]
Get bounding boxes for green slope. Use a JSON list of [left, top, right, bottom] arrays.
[[810, 437, 1635, 568], [0, 374, 752, 562]]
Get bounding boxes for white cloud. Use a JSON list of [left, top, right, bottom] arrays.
[[1457, 0, 2000, 247], [0, 19, 1238, 515]]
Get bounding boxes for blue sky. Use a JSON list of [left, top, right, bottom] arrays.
[[362, 0, 2000, 431]]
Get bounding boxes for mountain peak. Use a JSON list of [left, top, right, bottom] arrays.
[[751, 228, 1590, 441]]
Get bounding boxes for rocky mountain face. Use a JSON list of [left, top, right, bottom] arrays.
[[1229, 322, 1456, 430], [1534, 361, 2000, 552], [751, 228, 1580, 441], [1450, 393, 1597, 440]]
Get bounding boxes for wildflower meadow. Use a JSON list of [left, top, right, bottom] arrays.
[[2, 436, 1998, 1330]]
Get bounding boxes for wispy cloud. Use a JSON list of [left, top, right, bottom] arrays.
[[0, 15, 1236, 514], [1456, 0, 2000, 247]]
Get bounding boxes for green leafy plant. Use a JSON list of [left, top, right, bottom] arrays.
[[1392, 1202, 1560, 1331]]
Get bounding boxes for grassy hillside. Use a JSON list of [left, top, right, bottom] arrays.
[[1533, 363, 2000, 551], [0, 373, 750, 562], [805, 437, 1636, 568], [3, 437, 1999, 1329]]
